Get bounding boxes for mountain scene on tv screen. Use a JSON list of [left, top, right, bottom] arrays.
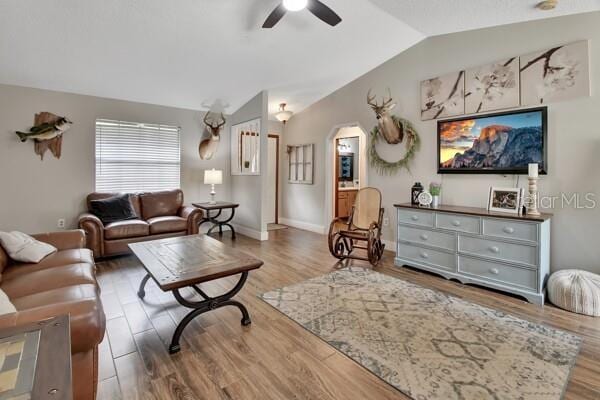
[[439, 111, 543, 170]]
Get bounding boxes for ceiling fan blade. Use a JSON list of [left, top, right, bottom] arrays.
[[307, 0, 342, 26], [262, 3, 287, 28]]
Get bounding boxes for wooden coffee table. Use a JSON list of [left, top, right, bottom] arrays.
[[129, 235, 263, 354]]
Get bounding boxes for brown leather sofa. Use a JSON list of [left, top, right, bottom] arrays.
[[79, 189, 203, 258], [0, 230, 105, 400]]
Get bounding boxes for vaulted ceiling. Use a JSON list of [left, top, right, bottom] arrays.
[[1, 0, 598, 117]]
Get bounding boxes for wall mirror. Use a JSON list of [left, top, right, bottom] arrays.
[[288, 143, 314, 184], [338, 153, 354, 181], [231, 118, 261, 175], [336, 136, 360, 189]]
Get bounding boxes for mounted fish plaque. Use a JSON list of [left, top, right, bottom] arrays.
[[16, 112, 72, 160]]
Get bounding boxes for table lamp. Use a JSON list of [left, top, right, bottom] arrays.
[[204, 168, 223, 204]]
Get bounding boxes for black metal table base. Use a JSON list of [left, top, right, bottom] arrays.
[[200, 208, 237, 239], [137, 271, 251, 354]]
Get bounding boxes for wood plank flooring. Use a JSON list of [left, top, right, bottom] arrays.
[[96, 228, 600, 400]]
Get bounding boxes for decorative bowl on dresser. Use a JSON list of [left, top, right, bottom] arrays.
[[394, 203, 552, 304]]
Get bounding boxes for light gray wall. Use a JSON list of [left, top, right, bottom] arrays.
[[230, 91, 269, 235], [281, 12, 600, 273], [0, 84, 231, 233], [268, 120, 284, 136]]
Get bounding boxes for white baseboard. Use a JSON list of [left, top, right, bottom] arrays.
[[232, 224, 269, 241], [279, 218, 326, 235]]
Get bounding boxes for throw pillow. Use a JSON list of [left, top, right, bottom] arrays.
[[90, 194, 138, 225], [0, 289, 16, 316], [0, 231, 57, 263]]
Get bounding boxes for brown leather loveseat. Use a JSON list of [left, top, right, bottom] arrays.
[[79, 189, 203, 258], [0, 230, 105, 400]]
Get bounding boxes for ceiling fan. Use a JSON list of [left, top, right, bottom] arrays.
[[262, 0, 342, 28]]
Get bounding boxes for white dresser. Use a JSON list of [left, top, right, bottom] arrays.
[[394, 203, 551, 305]]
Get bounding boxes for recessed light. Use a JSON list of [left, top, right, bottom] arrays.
[[283, 0, 308, 12]]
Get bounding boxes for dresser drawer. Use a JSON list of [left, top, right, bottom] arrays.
[[398, 225, 456, 251], [397, 243, 455, 271], [458, 236, 537, 267], [482, 218, 538, 242], [435, 213, 480, 234], [459, 256, 537, 291], [397, 209, 434, 227]]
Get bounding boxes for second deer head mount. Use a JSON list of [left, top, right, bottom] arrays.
[[199, 111, 226, 160], [367, 89, 404, 145]]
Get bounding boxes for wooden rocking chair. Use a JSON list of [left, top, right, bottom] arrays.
[[328, 187, 385, 265]]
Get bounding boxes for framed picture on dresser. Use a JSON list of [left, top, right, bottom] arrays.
[[488, 187, 524, 214]]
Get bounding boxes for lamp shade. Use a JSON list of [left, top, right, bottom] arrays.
[[204, 169, 223, 185]]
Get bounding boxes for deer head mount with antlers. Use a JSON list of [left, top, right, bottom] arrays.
[[367, 89, 404, 145], [199, 112, 226, 160]]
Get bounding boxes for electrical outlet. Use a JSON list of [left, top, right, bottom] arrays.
[[383, 217, 390, 227], [57, 218, 66, 229]]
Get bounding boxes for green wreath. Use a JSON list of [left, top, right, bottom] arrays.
[[369, 115, 420, 175]]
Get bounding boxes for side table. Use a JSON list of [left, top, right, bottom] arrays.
[[0, 315, 72, 399], [193, 202, 240, 239]]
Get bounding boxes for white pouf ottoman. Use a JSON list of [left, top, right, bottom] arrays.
[[548, 269, 600, 316]]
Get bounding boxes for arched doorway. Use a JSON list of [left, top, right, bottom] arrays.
[[324, 122, 369, 226]]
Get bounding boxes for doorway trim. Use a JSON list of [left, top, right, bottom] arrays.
[[324, 122, 369, 229], [268, 134, 280, 224]]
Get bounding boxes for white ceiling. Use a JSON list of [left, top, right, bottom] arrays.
[[369, 0, 600, 36], [1, 0, 598, 118]]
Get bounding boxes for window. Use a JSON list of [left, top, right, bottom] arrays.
[[287, 144, 314, 184], [95, 119, 180, 192]]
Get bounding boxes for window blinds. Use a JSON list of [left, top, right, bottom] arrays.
[[95, 119, 181, 192]]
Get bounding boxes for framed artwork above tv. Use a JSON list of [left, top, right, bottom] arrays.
[[437, 107, 547, 175]]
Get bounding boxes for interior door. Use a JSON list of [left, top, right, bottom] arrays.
[[267, 135, 279, 224]]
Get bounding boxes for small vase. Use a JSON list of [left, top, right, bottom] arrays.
[[431, 195, 440, 208]]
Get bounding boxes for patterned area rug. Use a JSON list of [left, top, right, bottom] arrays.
[[260, 268, 581, 400]]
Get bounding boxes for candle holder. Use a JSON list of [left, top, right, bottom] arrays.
[[527, 176, 541, 216]]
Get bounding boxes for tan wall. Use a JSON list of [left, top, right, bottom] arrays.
[[281, 12, 600, 273], [0, 84, 231, 233]]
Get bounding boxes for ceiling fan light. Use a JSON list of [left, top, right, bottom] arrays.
[[283, 0, 308, 12]]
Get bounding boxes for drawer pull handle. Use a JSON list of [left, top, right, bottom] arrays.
[[489, 246, 500, 254], [420, 252, 429, 259], [489, 268, 500, 275], [503, 227, 515, 234], [420, 234, 429, 241], [411, 215, 419, 221], [451, 220, 461, 227]]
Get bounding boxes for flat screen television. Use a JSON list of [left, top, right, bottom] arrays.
[[437, 107, 547, 174]]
